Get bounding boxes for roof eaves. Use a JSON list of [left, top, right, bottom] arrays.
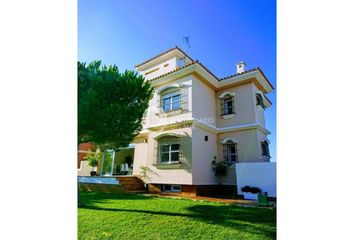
[[220, 67, 274, 90], [219, 67, 259, 81], [195, 60, 220, 81]]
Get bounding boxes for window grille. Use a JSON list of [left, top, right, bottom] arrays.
[[154, 136, 185, 164], [223, 141, 238, 163], [157, 87, 188, 117], [261, 141, 270, 157], [256, 93, 266, 109], [221, 95, 235, 116]]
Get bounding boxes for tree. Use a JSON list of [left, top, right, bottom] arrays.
[[78, 61, 154, 150]]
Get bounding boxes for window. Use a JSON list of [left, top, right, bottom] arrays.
[[159, 142, 180, 164], [223, 140, 238, 163], [221, 95, 235, 115], [161, 91, 181, 112], [256, 93, 266, 109], [163, 184, 181, 192], [261, 141, 270, 157]]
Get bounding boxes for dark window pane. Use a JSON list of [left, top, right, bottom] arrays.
[[229, 145, 236, 154], [171, 144, 180, 151], [164, 185, 171, 191], [161, 145, 169, 152], [171, 152, 179, 162], [160, 153, 169, 162], [230, 155, 237, 162]]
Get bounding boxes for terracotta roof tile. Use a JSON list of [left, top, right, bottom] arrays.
[[219, 67, 259, 80], [220, 67, 274, 90], [194, 60, 220, 80], [135, 46, 194, 68]]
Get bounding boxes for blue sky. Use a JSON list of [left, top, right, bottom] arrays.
[[78, 0, 276, 161]]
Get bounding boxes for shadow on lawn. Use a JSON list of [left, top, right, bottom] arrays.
[[79, 191, 276, 238]]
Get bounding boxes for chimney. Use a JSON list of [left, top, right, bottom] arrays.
[[236, 61, 246, 74]]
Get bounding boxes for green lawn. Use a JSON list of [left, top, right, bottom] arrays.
[[78, 190, 276, 240]]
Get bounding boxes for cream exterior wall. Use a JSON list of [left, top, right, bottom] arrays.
[[133, 127, 193, 185], [191, 76, 217, 126], [218, 129, 261, 163], [191, 126, 218, 185], [143, 75, 193, 128], [140, 57, 179, 80], [216, 83, 257, 128], [131, 138, 149, 176], [252, 84, 266, 126]]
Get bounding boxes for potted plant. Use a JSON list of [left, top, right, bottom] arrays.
[[211, 156, 230, 184], [84, 149, 102, 176], [241, 185, 262, 200]]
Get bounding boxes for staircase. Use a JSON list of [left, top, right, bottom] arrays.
[[116, 176, 146, 193]]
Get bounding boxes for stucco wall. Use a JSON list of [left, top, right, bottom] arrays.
[[134, 127, 193, 185], [140, 57, 178, 80], [236, 162, 276, 197], [216, 83, 257, 128], [132, 138, 149, 176], [191, 126, 218, 185], [144, 75, 193, 128], [218, 129, 261, 163], [252, 84, 266, 126], [192, 76, 217, 126]]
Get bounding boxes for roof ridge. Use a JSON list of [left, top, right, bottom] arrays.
[[135, 46, 194, 68]]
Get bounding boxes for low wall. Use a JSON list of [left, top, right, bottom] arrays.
[[236, 162, 276, 198]]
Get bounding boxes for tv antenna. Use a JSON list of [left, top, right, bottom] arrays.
[[182, 36, 191, 48]]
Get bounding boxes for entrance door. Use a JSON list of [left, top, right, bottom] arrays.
[[100, 149, 115, 176]]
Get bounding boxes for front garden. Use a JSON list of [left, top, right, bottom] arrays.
[[78, 191, 276, 240]]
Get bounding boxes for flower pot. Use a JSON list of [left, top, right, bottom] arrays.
[[90, 171, 97, 176]]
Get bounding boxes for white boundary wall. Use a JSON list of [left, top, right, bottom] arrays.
[[236, 162, 276, 197]]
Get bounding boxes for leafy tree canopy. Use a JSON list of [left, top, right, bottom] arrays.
[[78, 61, 153, 150]]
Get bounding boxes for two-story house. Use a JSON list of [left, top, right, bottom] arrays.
[[78, 46, 273, 196]]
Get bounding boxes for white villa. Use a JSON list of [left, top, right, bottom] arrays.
[[78, 46, 274, 196]]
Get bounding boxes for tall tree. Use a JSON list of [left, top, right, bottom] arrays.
[[78, 61, 154, 150]]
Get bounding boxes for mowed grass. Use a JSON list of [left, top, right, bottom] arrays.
[[78, 190, 276, 240]]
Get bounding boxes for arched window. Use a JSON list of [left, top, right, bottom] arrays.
[[256, 93, 266, 109], [261, 141, 270, 158], [220, 93, 235, 116], [223, 140, 238, 163], [159, 86, 181, 113], [155, 135, 181, 164]]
